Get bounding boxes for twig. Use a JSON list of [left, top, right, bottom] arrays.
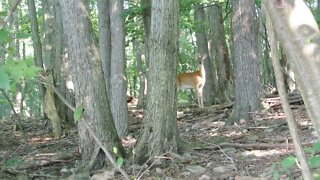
[[0, 0, 23, 28], [0, 89, 28, 143]]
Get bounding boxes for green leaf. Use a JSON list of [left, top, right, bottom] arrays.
[[280, 156, 296, 170], [73, 105, 84, 121], [0, 67, 10, 90], [0, 28, 11, 43], [313, 141, 320, 152], [16, 32, 31, 39], [116, 157, 124, 167], [309, 156, 320, 168], [113, 147, 118, 154]]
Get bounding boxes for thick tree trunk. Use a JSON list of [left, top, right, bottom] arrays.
[[135, 0, 179, 164], [59, 0, 124, 167], [109, 0, 128, 138], [194, 4, 216, 106], [97, 0, 111, 97], [207, 3, 231, 103], [227, 0, 262, 124], [263, 0, 320, 137]]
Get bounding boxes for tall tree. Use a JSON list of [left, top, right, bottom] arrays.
[[208, 3, 231, 103], [97, 0, 111, 97], [42, 0, 61, 138], [109, 0, 128, 138], [227, 0, 262, 124], [135, 0, 179, 163], [27, 0, 45, 110], [194, 4, 216, 106], [137, 0, 152, 108], [263, 0, 320, 137], [59, 0, 124, 167]]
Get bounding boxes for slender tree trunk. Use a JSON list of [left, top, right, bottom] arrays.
[[138, 0, 152, 108], [43, 0, 61, 138], [263, 0, 320, 137], [194, 4, 216, 106], [207, 3, 231, 103], [109, 0, 128, 138], [265, 7, 312, 179], [59, 0, 124, 167], [27, 0, 45, 104], [97, 0, 111, 97], [135, 0, 179, 164], [227, 0, 262, 124], [133, 40, 146, 109]]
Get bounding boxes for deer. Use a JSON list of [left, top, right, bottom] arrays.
[[176, 55, 206, 107]]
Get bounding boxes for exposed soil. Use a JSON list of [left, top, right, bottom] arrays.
[[0, 95, 317, 179]]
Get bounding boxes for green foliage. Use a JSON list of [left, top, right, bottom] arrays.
[[271, 141, 320, 178], [4, 155, 23, 167], [73, 105, 84, 121], [0, 58, 40, 91], [113, 147, 124, 167], [0, 67, 10, 90]]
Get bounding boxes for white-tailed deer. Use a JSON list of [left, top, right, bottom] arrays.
[[177, 56, 206, 107]]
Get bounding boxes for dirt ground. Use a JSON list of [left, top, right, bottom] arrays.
[[0, 96, 317, 179]]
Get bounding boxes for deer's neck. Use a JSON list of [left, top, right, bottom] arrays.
[[199, 61, 206, 78]]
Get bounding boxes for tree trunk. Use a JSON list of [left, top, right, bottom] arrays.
[[263, 0, 320, 137], [59, 0, 124, 167], [227, 0, 262, 124], [97, 0, 111, 97], [135, 0, 180, 164], [138, 0, 152, 108], [194, 4, 216, 106], [52, 0, 75, 126], [27, 0, 45, 109], [109, 0, 128, 138], [207, 3, 231, 103], [133, 40, 146, 109]]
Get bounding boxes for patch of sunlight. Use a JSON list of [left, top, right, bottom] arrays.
[[29, 136, 54, 144], [241, 149, 283, 157], [225, 130, 243, 137]]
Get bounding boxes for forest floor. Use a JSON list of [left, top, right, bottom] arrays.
[[0, 94, 318, 180]]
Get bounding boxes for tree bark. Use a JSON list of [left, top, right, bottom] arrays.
[[227, 0, 262, 124], [27, 0, 45, 107], [109, 0, 129, 138], [265, 6, 312, 179], [135, 0, 180, 164], [194, 4, 216, 106], [263, 0, 320, 137], [207, 3, 231, 103], [59, 0, 124, 167], [97, 0, 111, 97]]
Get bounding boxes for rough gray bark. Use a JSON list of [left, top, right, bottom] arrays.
[[109, 0, 128, 138], [227, 0, 262, 124], [138, 0, 152, 108], [97, 0, 111, 97], [27, 0, 45, 104], [135, 0, 179, 164], [133, 40, 146, 109], [262, 0, 320, 137], [52, 0, 75, 126], [194, 4, 216, 106], [59, 0, 124, 166], [43, 0, 61, 138], [265, 7, 312, 179], [207, 3, 231, 103]]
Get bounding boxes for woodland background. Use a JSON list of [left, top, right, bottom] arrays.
[[1, 0, 320, 179]]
